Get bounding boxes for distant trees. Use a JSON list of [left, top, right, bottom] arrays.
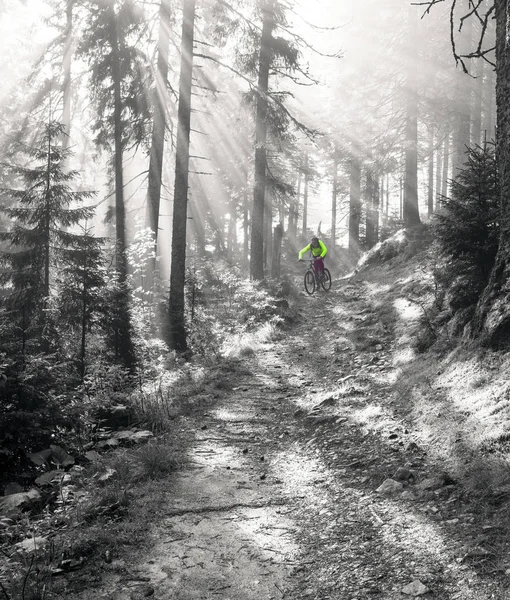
[[146, 0, 173, 267], [420, 0, 510, 343]]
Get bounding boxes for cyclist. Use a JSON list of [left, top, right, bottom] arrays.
[[299, 236, 328, 276]]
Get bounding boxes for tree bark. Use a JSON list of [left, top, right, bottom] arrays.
[[250, 0, 274, 280], [168, 0, 196, 352], [348, 156, 361, 252]]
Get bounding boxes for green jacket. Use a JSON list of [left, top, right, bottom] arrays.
[[299, 239, 328, 260]]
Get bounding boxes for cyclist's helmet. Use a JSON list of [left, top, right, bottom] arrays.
[[311, 236, 319, 245]]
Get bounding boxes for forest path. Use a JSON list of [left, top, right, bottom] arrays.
[[91, 276, 510, 600]]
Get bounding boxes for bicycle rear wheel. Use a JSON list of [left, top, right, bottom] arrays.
[[304, 270, 316, 295], [321, 268, 332, 291]]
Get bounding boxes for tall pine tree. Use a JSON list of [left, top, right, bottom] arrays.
[[0, 121, 95, 354]]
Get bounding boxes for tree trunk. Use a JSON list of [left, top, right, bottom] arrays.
[[62, 0, 73, 154], [271, 223, 282, 279], [399, 177, 403, 219], [264, 183, 272, 274], [81, 272, 87, 380], [365, 170, 375, 248], [472, 0, 510, 343], [227, 196, 236, 261], [452, 0, 473, 175], [331, 153, 338, 247], [348, 156, 361, 252], [168, 0, 196, 352], [278, 195, 284, 229], [427, 126, 434, 217], [44, 127, 51, 302], [483, 62, 495, 141], [365, 170, 379, 248], [302, 152, 309, 235], [290, 167, 301, 239], [471, 56, 484, 147], [380, 176, 385, 228], [190, 195, 205, 256], [403, 4, 421, 228], [110, 9, 127, 283], [441, 133, 450, 199], [250, 1, 274, 280], [435, 136, 443, 210], [385, 173, 390, 218], [146, 0, 172, 279], [243, 187, 250, 270], [110, 4, 135, 368]]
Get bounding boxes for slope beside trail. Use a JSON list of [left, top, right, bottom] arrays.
[[78, 274, 510, 600]]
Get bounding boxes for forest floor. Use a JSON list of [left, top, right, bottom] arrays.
[[69, 258, 510, 600]]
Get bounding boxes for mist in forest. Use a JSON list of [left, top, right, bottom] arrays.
[[0, 0, 494, 264]]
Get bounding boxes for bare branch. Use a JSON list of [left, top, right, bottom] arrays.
[[415, 0, 495, 70], [276, 22, 343, 58]]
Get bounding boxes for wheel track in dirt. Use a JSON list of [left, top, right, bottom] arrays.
[[78, 278, 510, 600]]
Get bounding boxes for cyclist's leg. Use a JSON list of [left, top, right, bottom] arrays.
[[315, 257, 324, 276]]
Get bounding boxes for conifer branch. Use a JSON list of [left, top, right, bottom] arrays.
[[194, 52, 318, 139]]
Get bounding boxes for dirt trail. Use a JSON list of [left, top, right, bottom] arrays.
[[85, 277, 510, 600]]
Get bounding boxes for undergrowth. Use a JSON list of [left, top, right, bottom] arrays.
[[0, 257, 299, 599]]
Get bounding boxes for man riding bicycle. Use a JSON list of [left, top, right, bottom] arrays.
[[299, 236, 328, 276]]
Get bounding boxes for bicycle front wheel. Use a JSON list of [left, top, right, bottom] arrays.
[[304, 270, 316, 295], [321, 268, 332, 291]]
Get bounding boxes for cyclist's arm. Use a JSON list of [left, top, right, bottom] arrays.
[[299, 244, 311, 260], [319, 240, 328, 258]]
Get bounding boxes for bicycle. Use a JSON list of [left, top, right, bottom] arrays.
[[301, 258, 332, 295]]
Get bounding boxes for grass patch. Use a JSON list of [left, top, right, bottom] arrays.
[[134, 358, 252, 428], [222, 321, 283, 359]]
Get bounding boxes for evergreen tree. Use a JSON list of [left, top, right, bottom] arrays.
[[78, 0, 152, 367], [434, 143, 499, 309], [0, 121, 95, 353], [57, 225, 106, 379]]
